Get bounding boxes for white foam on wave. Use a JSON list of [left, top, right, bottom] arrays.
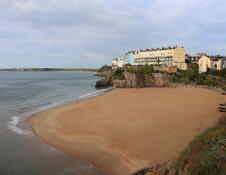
[[8, 116, 31, 135], [7, 88, 112, 136], [78, 89, 108, 99]]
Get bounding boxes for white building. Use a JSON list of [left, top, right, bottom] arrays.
[[125, 51, 137, 65], [112, 57, 128, 69], [112, 58, 118, 69], [118, 57, 127, 68]]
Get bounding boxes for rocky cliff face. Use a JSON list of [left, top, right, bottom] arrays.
[[95, 71, 171, 88], [113, 72, 170, 88], [95, 72, 113, 87]]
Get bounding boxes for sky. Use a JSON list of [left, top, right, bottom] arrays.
[[0, 0, 226, 68]]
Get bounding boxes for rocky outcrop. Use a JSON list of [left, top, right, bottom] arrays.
[[151, 73, 170, 87], [123, 72, 144, 88], [95, 72, 113, 87], [123, 72, 170, 88], [113, 80, 127, 88], [95, 71, 171, 88]]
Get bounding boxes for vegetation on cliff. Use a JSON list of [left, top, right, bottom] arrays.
[[175, 114, 226, 175], [170, 65, 226, 89], [96, 64, 225, 90], [97, 65, 112, 72], [134, 115, 226, 175], [114, 68, 125, 80], [140, 65, 154, 76]]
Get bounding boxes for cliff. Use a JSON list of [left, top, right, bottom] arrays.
[[95, 69, 171, 88], [95, 71, 113, 87], [95, 65, 226, 90]]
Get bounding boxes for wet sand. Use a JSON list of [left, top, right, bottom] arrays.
[[28, 88, 225, 175]]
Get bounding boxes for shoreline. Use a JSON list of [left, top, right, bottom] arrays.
[[27, 88, 225, 175]]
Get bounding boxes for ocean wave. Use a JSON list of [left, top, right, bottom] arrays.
[[8, 116, 32, 135], [7, 88, 112, 136]]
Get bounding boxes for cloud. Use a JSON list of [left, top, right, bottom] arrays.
[[35, 39, 65, 45], [83, 52, 111, 61], [13, 0, 37, 12], [0, 0, 225, 68]]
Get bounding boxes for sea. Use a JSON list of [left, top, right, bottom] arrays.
[[0, 71, 109, 175]]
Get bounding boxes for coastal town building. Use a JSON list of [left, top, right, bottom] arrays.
[[112, 57, 128, 69], [125, 51, 138, 65], [186, 53, 207, 64], [220, 57, 226, 70], [198, 55, 226, 73], [112, 58, 118, 69], [111, 47, 225, 73], [213, 56, 226, 71], [134, 46, 187, 70], [212, 56, 221, 71], [198, 55, 212, 73]]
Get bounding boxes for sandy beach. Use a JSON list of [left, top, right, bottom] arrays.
[[28, 88, 225, 175]]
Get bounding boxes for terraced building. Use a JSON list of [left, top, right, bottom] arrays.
[[134, 46, 187, 70]]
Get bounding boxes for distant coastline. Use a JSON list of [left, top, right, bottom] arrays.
[[0, 68, 98, 72]]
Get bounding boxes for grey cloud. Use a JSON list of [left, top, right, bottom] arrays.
[[0, 0, 225, 68]]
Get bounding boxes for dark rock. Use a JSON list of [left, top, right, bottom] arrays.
[[95, 72, 113, 88]]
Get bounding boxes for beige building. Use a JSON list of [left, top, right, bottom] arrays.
[[134, 46, 187, 70], [198, 55, 212, 73], [198, 55, 226, 73]]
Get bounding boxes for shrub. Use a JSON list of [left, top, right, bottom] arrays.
[[114, 69, 125, 80], [196, 73, 206, 85], [185, 69, 199, 81], [220, 68, 226, 76], [98, 65, 112, 72], [140, 65, 154, 76], [222, 87, 226, 91], [209, 69, 221, 76], [170, 77, 182, 83], [202, 80, 220, 86], [127, 67, 137, 73]]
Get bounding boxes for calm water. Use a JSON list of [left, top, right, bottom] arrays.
[[0, 71, 108, 175]]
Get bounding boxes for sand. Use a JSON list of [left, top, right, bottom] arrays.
[[28, 88, 225, 175]]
